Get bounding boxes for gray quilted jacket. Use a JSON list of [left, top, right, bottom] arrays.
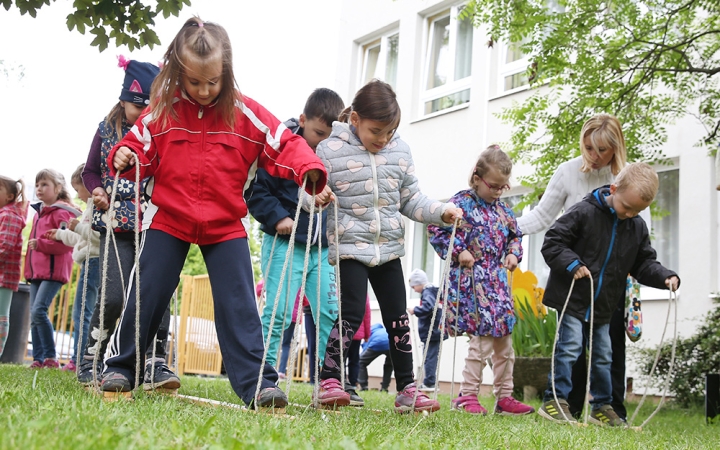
[[315, 122, 454, 266]]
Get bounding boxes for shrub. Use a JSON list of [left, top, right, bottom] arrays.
[[634, 296, 720, 407]]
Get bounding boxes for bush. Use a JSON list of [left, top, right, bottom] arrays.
[[634, 297, 720, 407]]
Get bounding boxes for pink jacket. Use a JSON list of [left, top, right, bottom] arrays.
[[354, 297, 372, 341], [0, 202, 27, 290], [24, 202, 79, 284]]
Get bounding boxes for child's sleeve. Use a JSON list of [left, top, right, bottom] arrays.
[[504, 204, 523, 262], [397, 147, 453, 226], [54, 229, 81, 249], [428, 193, 467, 261], [630, 222, 680, 289], [83, 129, 103, 193], [245, 169, 291, 229], [107, 111, 157, 180], [35, 210, 76, 255], [0, 215, 22, 257], [414, 287, 438, 318], [243, 98, 327, 194], [541, 204, 584, 276]]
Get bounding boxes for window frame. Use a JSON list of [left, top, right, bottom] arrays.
[[420, 3, 474, 117], [358, 30, 400, 90]]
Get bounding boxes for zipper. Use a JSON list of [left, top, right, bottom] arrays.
[[369, 153, 381, 262], [197, 105, 205, 243], [586, 215, 618, 321], [198, 106, 204, 119]]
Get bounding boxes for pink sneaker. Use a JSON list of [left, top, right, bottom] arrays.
[[42, 359, 60, 369], [395, 383, 441, 414], [61, 361, 77, 372], [29, 360, 43, 369], [495, 396, 535, 415], [314, 378, 350, 408], [451, 394, 488, 415]]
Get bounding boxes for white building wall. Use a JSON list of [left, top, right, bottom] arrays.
[[336, 0, 716, 387]]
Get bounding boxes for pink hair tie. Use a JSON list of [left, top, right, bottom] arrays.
[[197, 21, 204, 28], [117, 55, 130, 70]]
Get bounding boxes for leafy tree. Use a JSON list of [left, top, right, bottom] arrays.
[[464, 0, 720, 202], [1, 0, 191, 51]]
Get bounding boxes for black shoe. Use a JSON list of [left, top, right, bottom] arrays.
[[143, 362, 181, 391], [77, 358, 103, 387], [254, 386, 288, 409], [346, 388, 365, 407]]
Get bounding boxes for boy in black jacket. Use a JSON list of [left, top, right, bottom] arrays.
[[537, 163, 679, 427]]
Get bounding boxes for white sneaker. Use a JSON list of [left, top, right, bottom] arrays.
[[417, 383, 436, 392]]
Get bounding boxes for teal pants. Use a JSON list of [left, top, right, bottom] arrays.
[[260, 234, 338, 370]]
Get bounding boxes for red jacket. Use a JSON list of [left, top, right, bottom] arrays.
[[24, 202, 78, 284], [0, 202, 27, 290], [109, 92, 327, 246]]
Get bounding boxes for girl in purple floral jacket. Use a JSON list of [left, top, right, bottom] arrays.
[[428, 145, 534, 416]]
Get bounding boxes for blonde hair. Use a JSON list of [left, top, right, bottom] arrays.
[[71, 164, 85, 186], [35, 169, 71, 203], [103, 102, 126, 141], [469, 145, 513, 188], [0, 175, 26, 206], [151, 17, 238, 130], [614, 162, 659, 202], [579, 114, 627, 175]]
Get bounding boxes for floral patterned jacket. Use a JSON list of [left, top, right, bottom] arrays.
[[428, 189, 522, 337]]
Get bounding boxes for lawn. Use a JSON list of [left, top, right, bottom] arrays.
[[0, 364, 717, 449]]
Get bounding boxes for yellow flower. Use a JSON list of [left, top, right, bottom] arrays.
[[510, 268, 547, 319]]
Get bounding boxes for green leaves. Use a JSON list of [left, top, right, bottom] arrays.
[[467, 0, 720, 202], [6, 0, 191, 51], [511, 299, 557, 357]]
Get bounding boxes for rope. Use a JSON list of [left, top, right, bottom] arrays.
[[414, 219, 459, 410], [629, 289, 678, 428], [132, 158, 142, 391], [283, 185, 317, 395], [253, 176, 308, 406]]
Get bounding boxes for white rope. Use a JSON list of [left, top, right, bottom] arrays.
[[283, 185, 317, 395], [132, 158, 142, 391], [629, 289, 678, 428], [414, 219, 459, 410], [253, 176, 308, 405]]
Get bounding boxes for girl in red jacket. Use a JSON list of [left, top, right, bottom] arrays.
[[25, 169, 79, 369], [0, 175, 27, 358], [102, 17, 328, 409]]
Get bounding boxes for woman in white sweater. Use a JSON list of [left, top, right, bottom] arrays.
[[517, 114, 633, 421]]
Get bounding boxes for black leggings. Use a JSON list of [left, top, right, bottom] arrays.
[[320, 259, 414, 390]]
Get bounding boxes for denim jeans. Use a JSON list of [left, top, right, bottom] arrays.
[[544, 314, 612, 409], [71, 258, 99, 363], [422, 339, 441, 387], [30, 280, 63, 361]]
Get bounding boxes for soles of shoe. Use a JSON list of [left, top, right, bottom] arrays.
[[143, 380, 181, 392], [496, 408, 535, 416], [537, 408, 577, 424], [314, 397, 351, 409], [102, 390, 133, 402], [348, 400, 365, 407], [395, 404, 440, 414]]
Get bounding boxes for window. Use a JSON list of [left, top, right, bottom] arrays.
[[360, 32, 400, 90], [651, 169, 679, 272], [422, 4, 474, 115], [498, 40, 530, 93]]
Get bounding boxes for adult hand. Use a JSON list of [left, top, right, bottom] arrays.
[[459, 250, 474, 269], [504, 254, 519, 271], [573, 266, 591, 280], [275, 217, 294, 235], [113, 147, 135, 171], [92, 187, 109, 210]]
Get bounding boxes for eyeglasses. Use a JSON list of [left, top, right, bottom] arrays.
[[480, 177, 511, 193]]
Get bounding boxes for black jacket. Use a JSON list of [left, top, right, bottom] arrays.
[[541, 186, 678, 325], [245, 118, 328, 246], [414, 285, 444, 342]]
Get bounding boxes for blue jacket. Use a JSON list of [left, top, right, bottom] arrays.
[[414, 285, 443, 342], [245, 118, 328, 246], [365, 323, 390, 352]]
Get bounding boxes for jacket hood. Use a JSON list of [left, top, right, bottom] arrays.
[[31, 201, 82, 217], [284, 117, 301, 134], [586, 185, 614, 216]]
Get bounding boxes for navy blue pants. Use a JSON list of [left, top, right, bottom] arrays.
[[104, 230, 278, 404]]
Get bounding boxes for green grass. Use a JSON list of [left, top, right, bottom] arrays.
[[0, 364, 717, 449]]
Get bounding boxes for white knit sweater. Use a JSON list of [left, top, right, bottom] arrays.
[[55, 206, 100, 263], [517, 156, 614, 235]]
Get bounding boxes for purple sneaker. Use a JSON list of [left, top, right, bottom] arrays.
[[451, 394, 488, 415], [495, 396, 535, 415], [314, 378, 350, 408], [394, 383, 440, 414]]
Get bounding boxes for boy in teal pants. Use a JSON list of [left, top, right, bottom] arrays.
[[245, 88, 344, 384]]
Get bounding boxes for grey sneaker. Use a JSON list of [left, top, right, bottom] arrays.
[[254, 386, 288, 410], [346, 388, 365, 407], [101, 372, 132, 393], [589, 404, 628, 427], [538, 399, 577, 424], [143, 362, 181, 391]]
